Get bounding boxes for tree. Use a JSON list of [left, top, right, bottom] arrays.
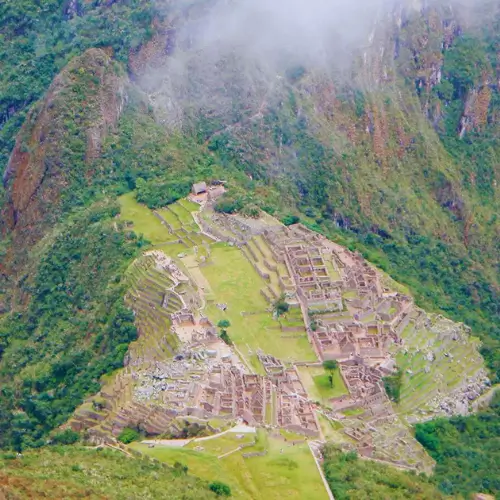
[[323, 360, 338, 388], [209, 481, 231, 497], [218, 319, 232, 345], [273, 294, 289, 318], [281, 214, 300, 226], [117, 427, 140, 444]]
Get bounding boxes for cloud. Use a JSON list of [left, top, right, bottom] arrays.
[[142, 0, 485, 127]]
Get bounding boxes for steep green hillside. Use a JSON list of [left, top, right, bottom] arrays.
[[0, 445, 218, 499], [322, 445, 453, 500], [415, 390, 500, 498], [0, 0, 156, 169], [0, 203, 143, 449]]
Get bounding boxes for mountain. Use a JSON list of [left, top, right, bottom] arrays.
[[0, 1, 499, 498]]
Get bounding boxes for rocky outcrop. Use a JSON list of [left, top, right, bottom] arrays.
[[1, 48, 127, 248], [459, 84, 493, 138]]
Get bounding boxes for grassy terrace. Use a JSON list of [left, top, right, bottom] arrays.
[[130, 430, 328, 500], [200, 244, 316, 366], [392, 314, 485, 417], [120, 192, 175, 244], [119, 193, 210, 253], [157, 206, 182, 230], [124, 255, 180, 362]]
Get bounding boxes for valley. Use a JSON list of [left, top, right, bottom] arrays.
[[1, 1, 499, 498]]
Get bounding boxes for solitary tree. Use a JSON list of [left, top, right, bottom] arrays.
[[323, 360, 339, 388], [273, 294, 290, 318], [217, 319, 232, 345]]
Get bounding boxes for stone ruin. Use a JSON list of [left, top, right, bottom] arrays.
[[72, 210, 487, 468], [130, 348, 320, 437]]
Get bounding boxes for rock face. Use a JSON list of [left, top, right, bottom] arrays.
[[1, 48, 127, 248]]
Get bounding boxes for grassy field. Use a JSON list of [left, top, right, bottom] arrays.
[[130, 431, 328, 500], [297, 366, 348, 404], [341, 407, 365, 417], [200, 244, 316, 363], [185, 432, 256, 455]]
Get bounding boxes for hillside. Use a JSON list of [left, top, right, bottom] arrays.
[[0, 445, 218, 499], [0, 0, 499, 499]]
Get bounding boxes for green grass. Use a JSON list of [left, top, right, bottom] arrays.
[[0, 446, 216, 499], [279, 430, 308, 441], [131, 431, 328, 500], [155, 242, 191, 257], [119, 192, 174, 244], [170, 202, 196, 225], [341, 407, 365, 417], [201, 244, 316, 362], [157, 207, 182, 230], [179, 198, 201, 212], [297, 366, 348, 404], [185, 432, 256, 455]]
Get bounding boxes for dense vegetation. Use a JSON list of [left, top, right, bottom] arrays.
[[415, 391, 500, 498], [0, 204, 143, 449], [0, 445, 218, 499], [322, 445, 451, 500], [0, 0, 156, 169]]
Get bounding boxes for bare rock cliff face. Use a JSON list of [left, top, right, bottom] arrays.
[[1, 48, 127, 248]]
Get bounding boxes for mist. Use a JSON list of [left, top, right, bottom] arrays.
[[142, 0, 485, 128]]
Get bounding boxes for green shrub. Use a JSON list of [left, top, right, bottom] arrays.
[[281, 214, 300, 226], [214, 195, 243, 214], [209, 481, 231, 497], [117, 428, 140, 444], [51, 430, 80, 445]]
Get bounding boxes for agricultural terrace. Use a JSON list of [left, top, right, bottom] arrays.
[[124, 254, 181, 364], [200, 243, 317, 369], [119, 193, 212, 253], [130, 430, 328, 500]]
